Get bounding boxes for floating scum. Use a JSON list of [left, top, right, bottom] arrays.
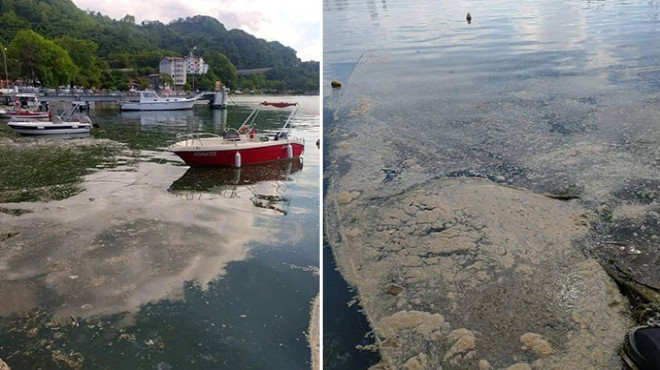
[[325, 52, 660, 369]]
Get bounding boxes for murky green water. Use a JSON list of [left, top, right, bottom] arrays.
[[0, 95, 319, 369]]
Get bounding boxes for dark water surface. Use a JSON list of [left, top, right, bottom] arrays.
[[322, 102, 379, 368], [0, 95, 319, 369], [324, 0, 660, 367]]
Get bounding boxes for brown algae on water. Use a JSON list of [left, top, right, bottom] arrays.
[[323, 41, 660, 368], [327, 177, 631, 369]]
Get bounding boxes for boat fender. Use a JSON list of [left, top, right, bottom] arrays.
[[234, 151, 242, 168], [287, 144, 293, 159]]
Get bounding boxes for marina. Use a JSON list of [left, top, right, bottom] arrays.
[[0, 95, 320, 369]]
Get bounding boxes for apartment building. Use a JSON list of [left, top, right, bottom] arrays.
[[159, 56, 187, 88]]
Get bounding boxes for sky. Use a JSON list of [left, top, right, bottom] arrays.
[[70, 0, 321, 62]]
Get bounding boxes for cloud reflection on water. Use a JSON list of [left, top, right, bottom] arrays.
[[0, 158, 297, 319]]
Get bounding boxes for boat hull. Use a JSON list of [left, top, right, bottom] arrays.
[[170, 140, 305, 167], [0, 111, 50, 120], [119, 100, 196, 111], [7, 122, 91, 135]]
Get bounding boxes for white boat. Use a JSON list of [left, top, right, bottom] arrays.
[[7, 103, 94, 135], [1, 93, 40, 109], [118, 91, 199, 111]]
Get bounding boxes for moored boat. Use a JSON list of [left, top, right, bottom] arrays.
[[7, 102, 94, 135], [168, 101, 305, 167], [0, 93, 48, 119], [1, 93, 40, 109], [0, 110, 50, 120], [118, 91, 199, 111]]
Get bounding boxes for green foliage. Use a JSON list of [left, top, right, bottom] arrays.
[[137, 76, 150, 90], [158, 73, 173, 88], [266, 61, 319, 93], [54, 36, 101, 88], [9, 30, 77, 87], [194, 74, 216, 91], [0, 0, 319, 93], [203, 50, 237, 87]]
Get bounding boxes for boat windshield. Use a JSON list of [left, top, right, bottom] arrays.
[[224, 129, 240, 141], [141, 92, 158, 100]]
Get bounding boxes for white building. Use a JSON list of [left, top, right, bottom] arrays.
[[186, 53, 209, 75], [159, 56, 187, 88]]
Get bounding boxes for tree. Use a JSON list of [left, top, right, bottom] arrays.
[[55, 36, 101, 88], [0, 11, 29, 46], [137, 76, 150, 90], [194, 73, 215, 91], [158, 73, 173, 89], [0, 4, 319, 94], [203, 50, 237, 88], [9, 30, 77, 87]]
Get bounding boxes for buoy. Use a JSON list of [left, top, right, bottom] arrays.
[[331, 80, 342, 89], [466, 12, 472, 24], [286, 144, 293, 159], [234, 151, 241, 168]]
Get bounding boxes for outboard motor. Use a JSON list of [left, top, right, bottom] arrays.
[[39, 101, 49, 112]]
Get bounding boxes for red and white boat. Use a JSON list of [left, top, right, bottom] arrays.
[[0, 94, 49, 120], [0, 110, 50, 120], [168, 101, 305, 167]]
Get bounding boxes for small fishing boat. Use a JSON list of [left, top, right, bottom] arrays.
[[118, 91, 199, 111], [7, 102, 94, 135], [168, 101, 305, 167], [1, 93, 40, 109], [0, 93, 49, 120], [0, 109, 50, 120]]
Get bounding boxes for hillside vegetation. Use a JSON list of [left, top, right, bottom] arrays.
[[0, 0, 319, 93]]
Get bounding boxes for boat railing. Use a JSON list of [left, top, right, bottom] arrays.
[[174, 132, 222, 147], [224, 128, 243, 141], [59, 102, 90, 122]]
